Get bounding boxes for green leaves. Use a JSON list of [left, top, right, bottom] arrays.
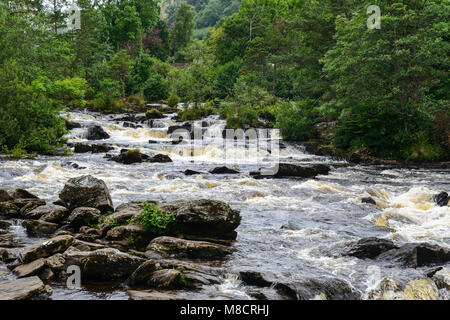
[[138, 202, 176, 235]]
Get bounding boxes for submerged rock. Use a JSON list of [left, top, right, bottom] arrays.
[[344, 238, 398, 259], [147, 236, 233, 259], [209, 166, 239, 174], [0, 276, 52, 300], [432, 268, 450, 290], [110, 149, 146, 164], [361, 197, 377, 205], [159, 199, 241, 240], [377, 243, 450, 268], [251, 163, 330, 179], [184, 169, 201, 176], [59, 175, 113, 214], [20, 235, 74, 263], [148, 154, 172, 163], [367, 277, 441, 300], [432, 192, 449, 207], [86, 125, 110, 140]]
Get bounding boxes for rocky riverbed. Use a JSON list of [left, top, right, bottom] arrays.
[[0, 110, 449, 300]]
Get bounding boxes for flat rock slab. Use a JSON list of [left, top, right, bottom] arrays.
[[0, 276, 51, 300], [20, 235, 74, 263], [128, 290, 185, 300]]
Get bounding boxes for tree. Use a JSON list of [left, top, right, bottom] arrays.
[[169, 2, 195, 58]]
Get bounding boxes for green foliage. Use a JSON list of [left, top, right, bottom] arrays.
[[178, 101, 216, 120], [137, 202, 176, 235], [170, 2, 196, 59], [91, 78, 122, 111], [274, 100, 321, 141], [220, 103, 259, 129], [167, 94, 180, 108]]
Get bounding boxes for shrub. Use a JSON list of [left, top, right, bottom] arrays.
[[167, 94, 179, 108], [91, 78, 122, 112], [137, 202, 176, 235], [178, 101, 217, 121], [220, 103, 260, 129]]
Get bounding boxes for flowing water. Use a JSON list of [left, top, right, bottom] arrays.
[[0, 110, 449, 300]]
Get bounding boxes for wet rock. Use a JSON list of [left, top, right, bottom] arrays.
[[0, 248, 17, 263], [238, 270, 360, 300], [0, 219, 11, 229], [250, 163, 330, 179], [79, 248, 145, 280], [0, 202, 20, 216], [432, 192, 449, 207], [147, 236, 233, 259], [10, 188, 39, 200], [104, 201, 149, 226], [377, 243, 450, 268], [0, 276, 52, 300], [367, 277, 441, 300], [168, 124, 192, 135], [432, 268, 450, 290], [17, 199, 46, 217], [128, 259, 221, 288], [344, 238, 398, 259], [209, 166, 239, 174], [24, 204, 68, 222], [66, 121, 82, 130], [159, 199, 241, 240], [86, 125, 110, 140], [105, 224, 152, 250], [20, 235, 74, 263], [110, 150, 146, 164], [184, 169, 201, 176], [146, 108, 164, 119], [91, 144, 114, 153], [67, 207, 101, 229], [39, 205, 69, 224], [361, 197, 377, 205], [23, 220, 59, 236], [123, 122, 142, 129], [45, 254, 66, 271], [74, 143, 92, 153], [71, 239, 106, 252], [0, 228, 8, 235], [59, 175, 113, 214], [13, 258, 46, 278], [146, 269, 184, 289], [148, 154, 172, 163], [39, 268, 54, 281], [0, 189, 13, 202], [128, 290, 185, 300]]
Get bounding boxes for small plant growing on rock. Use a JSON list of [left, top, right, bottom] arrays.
[[137, 202, 175, 235]]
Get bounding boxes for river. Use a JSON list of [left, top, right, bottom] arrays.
[[0, 110, 449, 300]]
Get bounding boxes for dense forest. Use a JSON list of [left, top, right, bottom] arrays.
[[0, 0, 449, 160]]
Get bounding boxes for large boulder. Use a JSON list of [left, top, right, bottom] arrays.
[[251, 163, 330, 179], [159, 200, 241, 240], [59, 175, 113, 214], [78, 248, 145, 281], [0, 276, 52, 300], [24, 204, 68, 222], [147, 236, 233, 259], [0, 202, 20, 217], [344, 238, 398, 259], [86, 125, 110, 140], [128, 259, 222, 288], [377, 243, 450, 268], [23, 220, 59, 237], [20, 235, 74, 263], [67, 207, 101, 229], [105, 224, 152, 250]]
